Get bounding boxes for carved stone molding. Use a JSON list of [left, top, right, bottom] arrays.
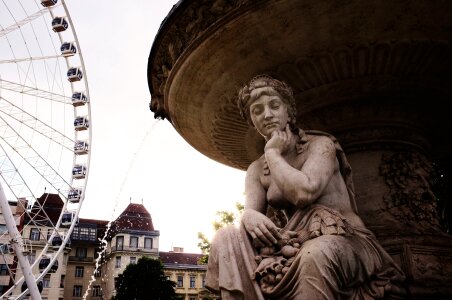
[[149, 0, 266, 119], [274, 40, 451, 99], [148, 0, 452, 172]]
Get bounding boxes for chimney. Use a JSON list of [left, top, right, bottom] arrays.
[[172, 246, 184, 253]]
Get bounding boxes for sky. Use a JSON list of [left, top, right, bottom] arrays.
[[65, 0, 247, 253]]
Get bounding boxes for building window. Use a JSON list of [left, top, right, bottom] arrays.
[[89, 228, 96, 241], [115, 256, 121, 268], [130, 236, 138, 248], [177, 275, 183, 287], [29, 228, 40, 241], [202, 275, 206, 288], [0, 224, 7, 234], [144, 237, 152, 249], [92, 285, 102, 297], [94, 268, 101, 278], [189, 297, 196, 300], [0, 264, 8, 276], [80, 227, 89, 239], [60, 274, 65, 288], [75, 266, 84, 277], [76, 247, 87, 258], [73, 285, 83, 297], [190, 275, 196, 288], [116, 236, 124, 250], [46, 229, 53, 241], [130, 256, 136, 264], [0, 244, 9, 254], [71, 227, 79, 239], [43, 275, 51, 288]]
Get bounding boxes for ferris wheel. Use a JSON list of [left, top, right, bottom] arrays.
[[0, 0, 91, 298]]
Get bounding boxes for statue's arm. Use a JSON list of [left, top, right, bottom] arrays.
[[265, 135, 336, 208], [242, 160, 281, 246]]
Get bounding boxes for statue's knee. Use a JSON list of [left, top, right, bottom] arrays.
[[299, 237, 334, 266]]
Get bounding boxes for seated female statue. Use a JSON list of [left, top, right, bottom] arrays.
[[205, 75, 405, 300]]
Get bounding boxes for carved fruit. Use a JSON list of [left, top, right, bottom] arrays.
[[281, 245, 298, 258]]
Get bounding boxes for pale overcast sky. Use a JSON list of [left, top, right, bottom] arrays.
[[67, 0, 247, 253]]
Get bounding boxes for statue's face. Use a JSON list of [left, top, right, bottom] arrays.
[[249, 94, 289, 139]]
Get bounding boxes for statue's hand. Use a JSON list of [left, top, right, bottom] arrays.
[[264, 124, 294, 154], [243, 209, 282, 247]]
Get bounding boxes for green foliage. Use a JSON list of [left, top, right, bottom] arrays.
[[197, 232, 211, 254], [212, 210, 236, 231], [197, 201, 244, 263], [111, 256, 178, 300]]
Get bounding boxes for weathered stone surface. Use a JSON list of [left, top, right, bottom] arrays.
[[147, 0, 452, 298]]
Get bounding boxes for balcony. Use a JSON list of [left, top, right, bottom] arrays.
[[68, 256, 94, 263], [23, 238, 46, 246]]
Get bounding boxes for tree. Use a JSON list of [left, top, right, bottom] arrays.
[[198, 202, 244, 264], [112, 256, 178, 300]]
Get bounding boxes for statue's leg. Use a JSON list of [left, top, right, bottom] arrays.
[[288, 233, 391, 300], [221, 289, 245, 300], [206, 225, 265, 300]]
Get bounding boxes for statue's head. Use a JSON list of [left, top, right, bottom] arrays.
[[237, 75, 297, 127]]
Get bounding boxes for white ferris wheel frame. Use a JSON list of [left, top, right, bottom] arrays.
[[0, 0, 92, 299]]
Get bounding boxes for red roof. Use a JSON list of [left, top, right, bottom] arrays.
[[26, 193, 64, 225], [159, 251, 203, 265], [110, 203, 155, 234]]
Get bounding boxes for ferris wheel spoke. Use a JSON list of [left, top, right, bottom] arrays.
[[0, 96, 74, 150], [0, 79, 71, 104], [0, 54, 67, 64], [0, 0, 91, 298], [0, 117, 72, 196], [0, 7, 51, 38], [0, 146, 59, 232]]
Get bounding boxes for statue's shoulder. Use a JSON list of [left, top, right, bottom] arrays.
[[298, 129, 336, 152], [247, 155, 265, 172]]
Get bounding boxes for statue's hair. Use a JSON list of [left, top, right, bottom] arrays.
[[237, 74, 297, 126]]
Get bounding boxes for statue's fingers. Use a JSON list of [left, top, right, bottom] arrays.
[[255, 227, 273, 246], [259, 223, 278, 245], [267, 224, 282, 240]]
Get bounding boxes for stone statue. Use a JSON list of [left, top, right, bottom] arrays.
[[205, 75, 406, 299]]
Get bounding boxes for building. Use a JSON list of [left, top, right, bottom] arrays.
[[102, 203, 160, 300], [63, 217, 108, 300], [0, 193, 215, 300], [160, 249, 218, 300], [13, 193, 69, 300]]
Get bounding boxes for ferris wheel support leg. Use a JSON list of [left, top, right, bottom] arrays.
[[0, 183, 42, 300]]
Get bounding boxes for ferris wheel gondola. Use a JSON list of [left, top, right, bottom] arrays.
[[0, 0, 92, 299]]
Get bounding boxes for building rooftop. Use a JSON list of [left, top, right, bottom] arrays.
[[108, 203, 156, 237], [159, 251, 204, 266], [26, 193, 64, 225]]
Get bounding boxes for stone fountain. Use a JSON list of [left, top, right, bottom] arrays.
[[148, 0, 452, 298]]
